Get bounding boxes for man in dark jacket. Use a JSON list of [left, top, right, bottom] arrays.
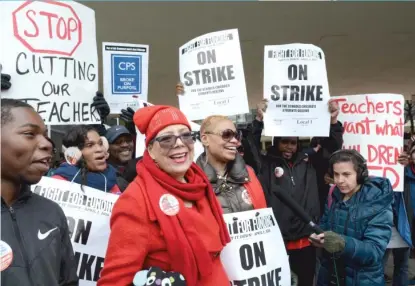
[[1, 98, 78, 286], [105, 125, 135, 191], [253, 99, 343, 286]]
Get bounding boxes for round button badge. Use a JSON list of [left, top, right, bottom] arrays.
[[159, 194, 180, 216], [274, 167, 284, 178], [241, 189, 252, 205], [0, 240, 13, 272]]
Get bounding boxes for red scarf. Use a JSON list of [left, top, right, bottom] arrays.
[[136, 151, 230, 285]]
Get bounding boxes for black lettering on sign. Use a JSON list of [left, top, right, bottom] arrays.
[[94, 256, 105, 281], [37, 101, 50, 118], [42, 81, 71, 97], [197, 49, 217, 65], [183, 65, 235, 86], [13, 52, 96, 81], [239, 241, 266, 270], [16, 52, 29, 75], [229, 215, 276, 235], [32, 54, 44, 74], [17, 98, 100, 123], [270, 85, 323, 102], [74, 252, 105, 282], [66, 217, 92, 245], [288, 64, 307, 81], [43, 56, 57, 75], [230, 267, 282, 286]]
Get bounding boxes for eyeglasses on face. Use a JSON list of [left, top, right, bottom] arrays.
[[151, 131, 196, 149], [204, 129, 242, 142]]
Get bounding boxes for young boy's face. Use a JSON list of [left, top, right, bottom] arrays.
[[1, 107, 53, 184]]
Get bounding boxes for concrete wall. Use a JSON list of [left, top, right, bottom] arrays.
[[84, 2, 415, 108]]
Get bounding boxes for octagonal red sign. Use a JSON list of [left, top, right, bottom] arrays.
[[12, 1, 83, 56]]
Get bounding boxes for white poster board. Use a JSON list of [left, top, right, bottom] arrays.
[[102, 42, 149, 114], [179, 29, 249, 120], [0, 1, 100, 125], [263, 44, 330, 137], [333, 94, 405, 191], [221, 208, 291, 286], [31, 177, 119, 285], [133, 99, 205, 162]]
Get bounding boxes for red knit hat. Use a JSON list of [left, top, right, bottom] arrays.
[[134, 105, 191, 146]]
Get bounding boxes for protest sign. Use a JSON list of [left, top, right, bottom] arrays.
[[263, 44, 330, 137], [333, 94, 405, 191], [0, 1, 99, 124], [133, 99, 205, 161], [179, 29, 249, 120], [31, 177, 119, 285], [221, 208, 291, 286], [102, 42, 149, 114]]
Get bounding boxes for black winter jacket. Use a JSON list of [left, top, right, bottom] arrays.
[[252, 120, 343, 241], [1, 185, 79, 286]]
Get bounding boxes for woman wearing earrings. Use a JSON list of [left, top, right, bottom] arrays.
[[98, 105, 230, 286], [51, 125, 121, 194], [197, 115, 267, 213]]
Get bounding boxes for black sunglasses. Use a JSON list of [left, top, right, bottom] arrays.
[[205, 129, 242, 142], [151, 131, 196, 149]]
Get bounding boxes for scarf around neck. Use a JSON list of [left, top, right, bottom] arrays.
[[136, 151, 230, 285]]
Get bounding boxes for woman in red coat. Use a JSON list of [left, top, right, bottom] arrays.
[[98, 105, 230, 286]]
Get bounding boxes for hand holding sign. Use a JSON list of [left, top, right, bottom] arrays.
[[397, 151, 410, 167], [1, 73, 12, 91], [328, 99, 339, 124], [256, 99, 268, 121], [120, 107, 135, 124], [120, 107, 136, 134], [91, 91, 110, 121], [176, 82, 185, 96]]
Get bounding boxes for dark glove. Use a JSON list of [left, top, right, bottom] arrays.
[[120, 107, 136, 135], [91, 91, 110, 121], [324, 231, 345, 253], [132, 266, 186, 286], [1, 73, 11, 91]]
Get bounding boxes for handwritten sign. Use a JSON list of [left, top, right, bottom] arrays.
[[333, 94, 405, 191], [0, 1, 99, 124], [221, 208, 291, 286], [263, 44, 330, 137]]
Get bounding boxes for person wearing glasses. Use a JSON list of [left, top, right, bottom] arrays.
[[196, 115, 267, 214], [253, 99, 343, 286], [98, 105, 231, 286]]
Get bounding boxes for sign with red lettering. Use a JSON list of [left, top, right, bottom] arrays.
[[0, 1, 99, 125], [333, 94, 405, 191]]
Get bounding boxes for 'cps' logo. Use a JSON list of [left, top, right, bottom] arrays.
[[118, 62, 136, 71]]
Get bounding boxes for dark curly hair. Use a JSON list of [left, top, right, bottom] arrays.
[[63, 125, 100, 190]]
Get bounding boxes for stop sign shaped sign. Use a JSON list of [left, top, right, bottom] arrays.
[[13, 1, 82, 56]]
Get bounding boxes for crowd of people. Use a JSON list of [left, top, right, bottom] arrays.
[[1, 73, 414, 286]]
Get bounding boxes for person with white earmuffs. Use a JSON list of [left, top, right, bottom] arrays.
[[51, 125, 121, 194]]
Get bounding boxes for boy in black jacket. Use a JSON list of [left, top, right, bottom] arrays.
[[1, 98, 78, 286]]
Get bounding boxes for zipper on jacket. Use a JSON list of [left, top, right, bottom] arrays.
[[282, 161, 296, 187], [9, 206, 35, 283], [290, 176, 296, 186]]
